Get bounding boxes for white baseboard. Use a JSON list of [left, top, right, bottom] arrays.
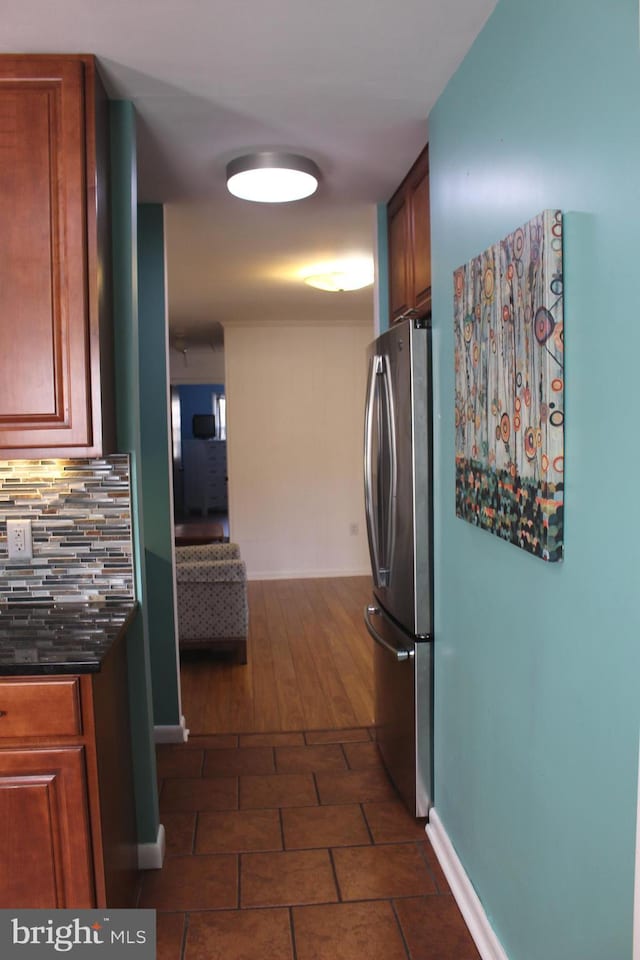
[[247, 568, 370, 581], [154, 714, 190, 744], [138, 824, 166, 870], [426, 808, 509, 960]]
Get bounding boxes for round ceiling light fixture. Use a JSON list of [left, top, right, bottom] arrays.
[[226, 151, 320, 203], [303, 258, 374, 292]]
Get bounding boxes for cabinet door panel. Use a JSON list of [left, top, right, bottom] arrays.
[[0, 86, 59, 417], [0, 774, 60, 907], [0, 59, 94, 453], [387, 143, 431, 323], [0, 746, 95, 908], [388, 193, 411, 322]]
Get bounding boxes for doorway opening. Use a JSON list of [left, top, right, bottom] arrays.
[[171, 382, 229, 538]]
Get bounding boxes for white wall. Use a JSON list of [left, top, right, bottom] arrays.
[[169, 345, 225, 384], [224, 320, 373, 579]]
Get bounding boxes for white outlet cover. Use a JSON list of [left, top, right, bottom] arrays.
[[6, 518, 33, 560]]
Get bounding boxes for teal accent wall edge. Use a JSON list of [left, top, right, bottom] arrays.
[[137, 204, 181, 726], [375, 202, 389, 333], [428, 1, 640, 957], [110, 101, 160, 843]]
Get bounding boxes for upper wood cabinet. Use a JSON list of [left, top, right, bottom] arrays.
[[0, 55, 114, 458], [387, 144, 431, 324]]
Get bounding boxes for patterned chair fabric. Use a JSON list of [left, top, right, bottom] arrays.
[[176, 542, 241, 563], [175, 542, 248, 663]]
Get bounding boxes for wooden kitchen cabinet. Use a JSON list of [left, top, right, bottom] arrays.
[[0, 745, 95, 907], [0, 637, 137, 908], [387, 144, 431, 323], [0, 55, 115, 458]]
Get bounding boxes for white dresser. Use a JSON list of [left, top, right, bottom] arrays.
[[183, 438, 228, 514]]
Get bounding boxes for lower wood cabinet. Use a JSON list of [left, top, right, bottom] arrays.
[[0, 637, 137, 908], [0, 746, 95, 907]]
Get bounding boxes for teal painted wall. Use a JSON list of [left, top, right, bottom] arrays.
[[429, 1, 640, 957], [110, 102, 160, 843], [375, 203, 389, 332], [137, 204, 181, 727]]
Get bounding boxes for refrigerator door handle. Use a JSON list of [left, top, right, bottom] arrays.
[[364, 354, 383, 587], [364, 605, 414, 662], [383, 354, 398, 585], [364, 354, 397, 589]]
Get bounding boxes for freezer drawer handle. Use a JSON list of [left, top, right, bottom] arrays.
[[364, 605, 414, 662]]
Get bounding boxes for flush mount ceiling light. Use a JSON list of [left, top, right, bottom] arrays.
[[226, 151, 320, 203], [303, 259, 374, 292]]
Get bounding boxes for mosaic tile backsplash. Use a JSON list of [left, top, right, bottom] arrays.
[[0, 456, 135, 606]]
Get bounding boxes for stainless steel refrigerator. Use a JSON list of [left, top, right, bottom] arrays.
[[363, 315, 433, 817]]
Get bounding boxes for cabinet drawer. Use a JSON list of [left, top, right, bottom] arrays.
[[0, 679, 82, 738]]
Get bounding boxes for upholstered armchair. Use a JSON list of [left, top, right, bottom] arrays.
[[175, 542, 249, 663]]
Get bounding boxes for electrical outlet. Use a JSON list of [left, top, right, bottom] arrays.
[[15, 649, 38, 663], [6, 519, 33, 560], [349, 522, 359, 536]]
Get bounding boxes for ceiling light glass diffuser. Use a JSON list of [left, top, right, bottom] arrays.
[[226, 152, 320, 203], [304, 260, 374, 292]]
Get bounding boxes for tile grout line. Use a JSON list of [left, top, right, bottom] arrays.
[[327, 847, 343, 903], [390, 898, 413, 960], [415, 835, 441, 892], [179, 912, 189, 960], [191, 811, 198, 856], [288, 906, 299, 960], [312, 771, 321, 806], [360, 802, 376, 844]]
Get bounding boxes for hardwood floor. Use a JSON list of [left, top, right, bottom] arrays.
[[180, 576, 374, 734]]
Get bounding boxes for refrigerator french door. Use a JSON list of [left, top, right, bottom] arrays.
[[363, 315, 433, 817]]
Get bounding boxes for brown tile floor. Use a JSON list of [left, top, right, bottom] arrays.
[[147, 729, 481, 960]]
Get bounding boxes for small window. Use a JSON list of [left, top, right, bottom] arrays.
[[217, 395, 227, 440]]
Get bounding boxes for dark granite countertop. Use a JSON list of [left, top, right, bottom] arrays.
[[0, 601, 137, 675]]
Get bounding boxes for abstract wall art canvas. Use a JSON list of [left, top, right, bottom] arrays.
[[454, 210, 564, 561]]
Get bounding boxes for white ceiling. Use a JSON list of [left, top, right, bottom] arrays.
[[2, 0, 497, 342]]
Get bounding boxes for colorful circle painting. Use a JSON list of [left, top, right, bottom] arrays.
[[549, 410, 564, 427], [534, 307, 555, 345], [484, 267, 495, 300], [524, 427, 536, 461], [454, 210, 564, 563], [500, 413, 510, 443], [513, 228, 525, 258]]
